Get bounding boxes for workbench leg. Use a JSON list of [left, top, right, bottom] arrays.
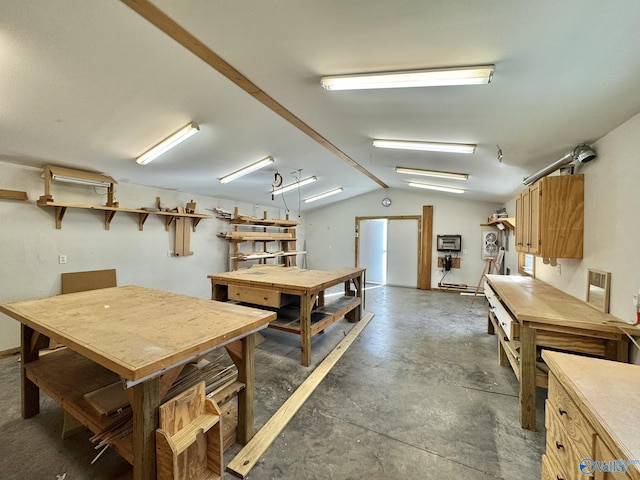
[[21, 325, 40, 419], [235, 333, 256, 444], [605, 338, 629, 363], [132, 377, 159, 480], [345, 274, 363, 323], [487, 311, 495, 335], [519, 324, 537, 431], [300, 294, 312, 367], [212, 283, 228, 302]]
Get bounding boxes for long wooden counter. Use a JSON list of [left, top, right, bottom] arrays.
[[484, 274, 639, 431]]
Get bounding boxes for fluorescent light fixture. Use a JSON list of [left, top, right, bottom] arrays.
[[272, 176, 317, 196], [136, 122, 200, 165], [45, 165, 117, 188], [395, 167, 469, 181], [220, 156, 274, 184], [304, 187, 344, 203], [374, 139, 476, 154], [51, 175, 112, 187], [321, 65, 494, 91], [408, 182, 465, 194]]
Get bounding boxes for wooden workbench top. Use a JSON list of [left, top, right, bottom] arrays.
[[543, 351, 640, 474], [485, 274, 640, 334], [208, 267, 365, 292], [0, 285, 275, 381]]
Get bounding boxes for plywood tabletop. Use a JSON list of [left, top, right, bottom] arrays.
[[543, 351, 640, 473], [208, 267, 365, 292], [485, 274, 640, 334], [0, 285, 275, 381]]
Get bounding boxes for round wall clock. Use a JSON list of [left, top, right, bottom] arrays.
[[382, 197, 392, 207]]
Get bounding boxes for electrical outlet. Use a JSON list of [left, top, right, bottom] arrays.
[[167, 250, 173, 257], [58, 255, 67, 264], [557, 264, 562, 275]]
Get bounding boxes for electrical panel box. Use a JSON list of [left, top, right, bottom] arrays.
[[437, 234, 462, 252]]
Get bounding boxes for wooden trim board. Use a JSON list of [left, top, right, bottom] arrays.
[[226, 311, 375, 478]]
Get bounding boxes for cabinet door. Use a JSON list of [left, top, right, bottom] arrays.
[[516, 189, 531, 252], [515, 192, 524, 251], [528, 182, 540, 254]]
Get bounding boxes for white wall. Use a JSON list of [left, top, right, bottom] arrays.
[[304, 187, 501, 288], [0, 162, 303, 351], [501, 112, 640, 358]]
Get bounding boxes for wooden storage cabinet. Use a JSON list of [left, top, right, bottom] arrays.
[[542, 351, 640, 480], [515, 174, 583, 259], [544, 373, 594, 480]]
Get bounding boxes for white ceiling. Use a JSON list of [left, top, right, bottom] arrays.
[[2, 1, 640, 211]]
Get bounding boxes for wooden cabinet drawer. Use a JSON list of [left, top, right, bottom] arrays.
[[543, 452, 575, 480], [548, 373, 594, 451], [485, 282, 519, 341], [228, 285, 282, 308], [545, 399, 592, 480]]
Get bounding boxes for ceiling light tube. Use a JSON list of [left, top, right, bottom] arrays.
[[374, 139, 476, 154], [136, 122, 200, 165], [220, 156, 274, 184], [408, 182, 465, 194], [304, 187, 344, 203], [395, 167, 469, 180], [272, 176, 317, 196], [321, 65, 494, 91], [51, 174, 113, 187]]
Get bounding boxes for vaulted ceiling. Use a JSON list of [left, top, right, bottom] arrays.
[[2, 1, 640, 211]]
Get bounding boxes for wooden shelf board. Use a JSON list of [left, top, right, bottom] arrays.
[[268, 296, 361, 335], [37, 200, 211, 218], [486, 217, 516, 230], [232, 251, 306, 261], [231, 215, 298, 227], [37, 200, 211, 230], [24, 349, 134, 463]]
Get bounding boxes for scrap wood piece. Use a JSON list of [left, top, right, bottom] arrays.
[[226, 311, 375, 479], [0, 189, 28, 201]]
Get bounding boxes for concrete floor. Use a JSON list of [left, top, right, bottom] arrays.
[[0, 285, 547, 479]]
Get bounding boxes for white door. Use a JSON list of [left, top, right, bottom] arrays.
[[359, 219, 387, 283], [387, 218, 418, 287]]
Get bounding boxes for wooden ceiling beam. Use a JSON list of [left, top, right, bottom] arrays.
[[120, 0, 388, 189]]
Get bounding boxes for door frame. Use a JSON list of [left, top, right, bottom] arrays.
[[355, 214, 425, 289]]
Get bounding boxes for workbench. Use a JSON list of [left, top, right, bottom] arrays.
[[542, 351, 640, 480], [484, 274, 638, 431], [0, 285, 275, 480], [208, 267, 365, 367]]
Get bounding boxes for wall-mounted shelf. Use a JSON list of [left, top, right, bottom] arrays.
[[218, 207, 302, 270], [37, 200, 211, 231], [486, 217, 516, 230]]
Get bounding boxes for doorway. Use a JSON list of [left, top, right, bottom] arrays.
[[356, 216, 421, 287]]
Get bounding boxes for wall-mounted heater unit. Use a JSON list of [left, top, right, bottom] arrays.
[[437, 235, 462, 252]]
